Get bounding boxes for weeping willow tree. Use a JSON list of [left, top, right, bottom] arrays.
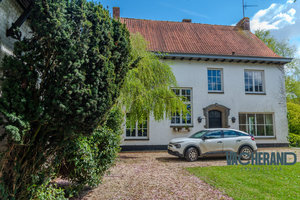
[[120, 33, 187, 123]]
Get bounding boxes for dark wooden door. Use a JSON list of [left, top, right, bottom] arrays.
[[209, 110, 222, 128]]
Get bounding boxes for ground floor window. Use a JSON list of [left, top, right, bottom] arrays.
[[239, 113, 274, 136], [171, 88, 192, 126], [125, 115, 148, 139]]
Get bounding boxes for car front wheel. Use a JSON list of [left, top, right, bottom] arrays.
[[185, 147, 199, 162]]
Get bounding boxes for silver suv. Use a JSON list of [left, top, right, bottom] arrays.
[[168, 129, 257, 162]]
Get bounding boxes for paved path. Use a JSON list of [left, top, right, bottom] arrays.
[[82, 148, 300, 200]]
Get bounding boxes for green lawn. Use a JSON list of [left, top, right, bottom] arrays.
[[187, 163, 300, 200]]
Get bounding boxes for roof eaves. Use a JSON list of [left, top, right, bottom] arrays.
[[155, 52, 293, 65]]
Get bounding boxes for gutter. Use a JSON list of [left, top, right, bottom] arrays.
[[154, 52, 293, 65]]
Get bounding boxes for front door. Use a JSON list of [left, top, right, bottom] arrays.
[[209, 110, 222, 128]]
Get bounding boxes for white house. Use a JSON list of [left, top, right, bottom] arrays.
[[112, 8, 293, 150]]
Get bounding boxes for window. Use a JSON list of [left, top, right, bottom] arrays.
[[224, 130, 249, 137], [208, 69, 223, 92], [244, 70, 264, 93], [171, 88, 192, 126], [205, 131, 222, 139], [239, 113, 274, 136], [125, 115, 148, 139], [223, 130, 239, 138], [190, 130, 208, 138]]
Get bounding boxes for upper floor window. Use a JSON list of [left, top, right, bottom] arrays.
[[125, 114, 148, 139], [207, 69, 223, 92], [239, 113, 274, 137], [171, 88, 192, 126], [244, 70, 265, 93]]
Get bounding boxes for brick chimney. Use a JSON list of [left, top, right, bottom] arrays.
[[113, 7, 120, 19], [236, 17, 250, 31], [182, 19, 192, 23]]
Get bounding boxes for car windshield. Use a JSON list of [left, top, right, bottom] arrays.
[[190, 130, 208, 138]]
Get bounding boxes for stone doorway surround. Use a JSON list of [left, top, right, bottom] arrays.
[[203, 103, 230, 128]]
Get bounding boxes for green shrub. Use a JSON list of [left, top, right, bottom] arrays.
[[288, 133, 300, 147], [28, 181, 67, 200], [287, 102, 300, 135], [55, 106, 123, 197]]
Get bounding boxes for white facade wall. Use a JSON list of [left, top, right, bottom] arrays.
[[122, 60, 289, 146], [0, 0, 31, 60]]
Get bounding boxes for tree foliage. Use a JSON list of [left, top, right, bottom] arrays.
[[287, 102, 300, 135], [0, 0, 131, 199], [287, 102, 300, 146], [119, 33, 187, 123], [286, 76, 300, 104]]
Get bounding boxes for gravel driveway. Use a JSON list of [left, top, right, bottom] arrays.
[[82, 151, 230, 200], [81, 148, 299, 200]]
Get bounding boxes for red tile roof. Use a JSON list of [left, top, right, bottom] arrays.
[[121, 18, 280, 58]]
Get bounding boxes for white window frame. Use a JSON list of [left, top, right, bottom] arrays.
[[171, 87, 193, 126], [244, 70, 265, 94], [125, 117, 149, 140], [207, 68, 223, 93], [238, 113, 275, 138]]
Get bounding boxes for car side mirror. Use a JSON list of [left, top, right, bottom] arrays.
[[202, 136, 207, 141]]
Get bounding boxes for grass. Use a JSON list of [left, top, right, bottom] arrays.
[[187, 163, 300, 200]]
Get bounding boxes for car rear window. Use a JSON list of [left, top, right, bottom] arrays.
[[224, 130, 249, 138], [223, 130, 238, 138], [237, 131, 249, 136]]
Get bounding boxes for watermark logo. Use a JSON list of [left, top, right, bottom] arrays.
[[226, 152, 297, 166]]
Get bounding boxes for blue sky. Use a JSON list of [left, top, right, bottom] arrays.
[[97, 0, 300, 57]]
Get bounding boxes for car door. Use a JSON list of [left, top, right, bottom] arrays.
[[222, 130, 240, 152], [200, 130, 223, 154]]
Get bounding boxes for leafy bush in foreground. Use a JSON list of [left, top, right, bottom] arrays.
[[0, 0, 131, 199], [56, 106, 123, 196]]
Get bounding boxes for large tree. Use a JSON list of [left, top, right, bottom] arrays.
[[0, 0, 131, 199]]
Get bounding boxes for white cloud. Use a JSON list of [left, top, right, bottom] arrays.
[[250, 1, 300, 59], [250, 2, 296, 32], [288, 8, 296, 16]]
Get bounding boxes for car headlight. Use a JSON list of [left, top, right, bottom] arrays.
[[169, 141, 184, 148]]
